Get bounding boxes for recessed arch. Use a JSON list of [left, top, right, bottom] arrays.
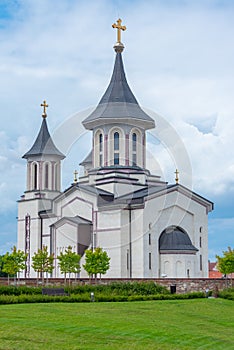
[[94, 128, 104, 167], [129, 128, 142, 167], [108, 127, 124, 166]]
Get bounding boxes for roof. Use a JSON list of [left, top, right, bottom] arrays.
[[23, 118, 65, 159], [159, 226, 198, 252], [82, 52, 155, 130], [50, 215, 92, 228]]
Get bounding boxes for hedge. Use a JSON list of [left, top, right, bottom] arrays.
[[0, 292, 206, 305]]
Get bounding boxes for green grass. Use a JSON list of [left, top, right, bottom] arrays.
[[0, 299, 233, 349]]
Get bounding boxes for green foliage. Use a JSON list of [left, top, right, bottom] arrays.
[[218, 288, 234, 301], [0, 286, 41, 296], [32, 246, 54, 281], [0, 255, 8, 277], [57, 246, 81, 283], [83, 247, 110, 279], [216, 247, 234, 276], [0, 291, 206, 305], [2, 246, 27, 277]]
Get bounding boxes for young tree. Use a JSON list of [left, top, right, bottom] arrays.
[[216, 247, 234, 286], [2, 246, 27, 285], [57, 246, 81, 285], [32, 246, 54, 285], [83, 247, 110, 282], [0, 255, 8, 277]]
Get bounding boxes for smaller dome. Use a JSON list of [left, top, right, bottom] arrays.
[[159, 227, 198, 252]]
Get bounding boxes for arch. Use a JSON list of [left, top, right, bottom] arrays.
[[44, 162, 50, 189], [129, 128, 142, 167], [32, 162, 38, 190], [164, 261, 170, 275], [108, 127, 124, 166], [94, 129, 104, 167], [54, 162, 59, 191]]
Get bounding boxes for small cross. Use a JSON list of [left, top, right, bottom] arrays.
[[175, 169, 179, 184], [74, 169, 78, 183], [41, 100, 48, 118], [112, 18, 126, 43]]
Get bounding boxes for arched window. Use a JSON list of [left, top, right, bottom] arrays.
[[114, 132, 119, 165], [33, 163, 38, 190], [45, 163, 49, 189], [99, 134, 103, 151], [54, 163, 58, 191], [99, 133, 103, 166], [132, 133, 137, 165], [132, 133, 137, 152], [114, 132, 119, 151]]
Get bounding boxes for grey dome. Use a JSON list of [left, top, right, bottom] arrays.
[[23, 118, 65, 159], [82, 52, 155, 130], [159, 227, 198, 252]]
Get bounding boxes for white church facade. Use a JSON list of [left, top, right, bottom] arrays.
[[17, 20, 213, 279]]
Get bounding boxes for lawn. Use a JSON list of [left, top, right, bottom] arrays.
[[0, 299, 233, 350]]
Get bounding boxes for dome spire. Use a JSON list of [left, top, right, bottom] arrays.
[[112, 18, 126, 53]]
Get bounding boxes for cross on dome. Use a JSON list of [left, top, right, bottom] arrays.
[[112, 18, 126, 53], [112, 18, 126, 43], [41, 100, 49, 118]]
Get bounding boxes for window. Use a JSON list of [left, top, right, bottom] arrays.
[[114, 153, 119, 165], [199, 236, 202, 248], [114, 132, 119, 150], [33, 163, 38, 189], [99, 154, 103, 167], [99, 133, 103, 167], [200, 255, 202, 271], [54, 163, 58, 190], [149, 233, 151, 245], [45, 163, 49, 189], [99, 133, 103, 152], [132, 133, 137, 166], [127, 250, 129, 270], [132, 133, 137, 152], [149, 253, 152, 270]]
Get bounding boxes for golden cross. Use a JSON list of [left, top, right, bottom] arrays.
[[74, 169, 78, 183], [112, 18, 126, 43], [175, 169, 179, 184], [41, 100, 48, 118]]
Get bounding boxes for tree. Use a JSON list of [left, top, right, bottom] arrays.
[[57, 246, 81, 284], [2, 246, 27, 284], [83, 247, 110, 282], [0, 255, 8, 277], [216, 247, 234, 286], [32, 246, 54, 284]]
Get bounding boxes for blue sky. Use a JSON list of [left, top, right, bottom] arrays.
[[0, 0, 233, 260]]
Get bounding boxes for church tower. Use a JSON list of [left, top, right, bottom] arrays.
[[17, 101, 65, 277], [22, 101, 65, 199], [82, 19, 155, 171]]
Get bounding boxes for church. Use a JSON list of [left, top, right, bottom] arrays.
[[17, 19, 213, 279]]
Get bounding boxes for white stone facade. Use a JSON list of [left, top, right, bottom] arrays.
[[17, 41, 213, 279]]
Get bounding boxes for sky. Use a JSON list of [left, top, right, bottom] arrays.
[[0, 0, 233, 260]]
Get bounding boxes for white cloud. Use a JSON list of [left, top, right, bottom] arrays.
[[0, 0, 233, 255]]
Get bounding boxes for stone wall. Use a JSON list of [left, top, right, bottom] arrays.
[[0, 277, 232, 293]]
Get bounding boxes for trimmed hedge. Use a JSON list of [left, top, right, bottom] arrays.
[[0, 282, 169, 297], [0, 291, 206, 305], [218, 288, 234, 301]]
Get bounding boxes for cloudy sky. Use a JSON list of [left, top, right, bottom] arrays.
[[0, 0, 233, 260]]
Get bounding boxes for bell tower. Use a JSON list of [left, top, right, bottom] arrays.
[[22, 101, 65, 200]]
